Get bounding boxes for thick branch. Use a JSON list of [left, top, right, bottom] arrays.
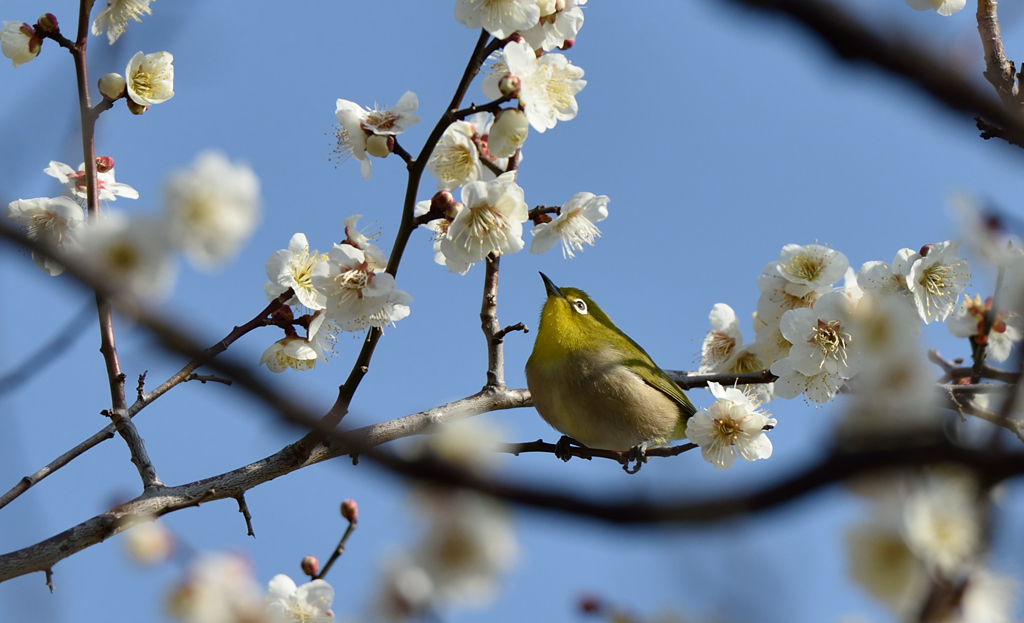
[[977, 0, 1021, 112], [480, 254, 505, 388]]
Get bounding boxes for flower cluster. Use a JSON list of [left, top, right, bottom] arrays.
[[700, 240, 976, 406], [259, 218, 412, 373], [5, 152, 260, 295]]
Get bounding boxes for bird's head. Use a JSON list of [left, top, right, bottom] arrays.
[[536, 272, 624, 353]]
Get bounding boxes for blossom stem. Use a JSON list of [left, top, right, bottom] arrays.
[[313, 517, 358, 581], [481, 254, 504, 388]]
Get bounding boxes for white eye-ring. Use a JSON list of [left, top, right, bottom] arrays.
[[572, 299, 588, 315]]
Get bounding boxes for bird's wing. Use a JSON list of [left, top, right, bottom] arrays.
[[621, 350, 696, 419]]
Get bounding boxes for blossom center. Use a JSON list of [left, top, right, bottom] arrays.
[[920, 264, 951, 297], [106, 241, 141, 271], [706, 332, 735, 363], [28, 212, 68, 243], [466, 206, 509, 251], [809, 318, 850, 368], [713, 418, 740, 444], [784, 252, 824, 282]]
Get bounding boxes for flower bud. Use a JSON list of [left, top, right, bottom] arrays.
[[36, 13, 58, 33], [429, 190, 456, 216], [532, 213, 553, 226], [578, 595, 602, 614], [301, 555, 320, 577], [95, 156, 115, 173], [447, 201, 464, 221], [366, 134, 393, 158], [919, 243, 934, 257], [560, 37, 575, 51], [505, 33, 524, 45], [98, 72, 127, 100], [488, 109, 529, 158], [126, 99, 148, 115], [341, 498, 359, 522], [498, 75, 521, 98]]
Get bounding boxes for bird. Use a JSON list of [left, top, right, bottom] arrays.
[[525, 272, 696, 458]]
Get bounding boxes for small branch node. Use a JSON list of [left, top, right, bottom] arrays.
[[44, 568, 53, 593]]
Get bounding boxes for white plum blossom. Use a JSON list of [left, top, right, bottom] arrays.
[[342, 214, 388, 271], [44, 160, 139, 203], [414, 199, 466, 272], [427, 121, 481, 191], [1, 21, 39, 68], [521, 0, 586, 51], [756, 261, 831, 334], [684, 382, 776, 470], [374, 552, 435, 622], [264, 575, 334, 623], [947, 294, 1023, 363], [92, 0, 154, 44], [6, 196, 85, 276], [951, 193, 1024, 268], [419, 419, 508, 474], [770, 355, 844, 404], [167, 553, 264, 623], [437, 172, 528, 273], [263, 233, 328, 310], [775, 243, 849, 298], [315, 241, 412, 332], [753, 312, 792, 367], [699, 303, 742, 373], [454, 0, 540, 39], [74, 214, 177, 299], [846, 506, 928, 617], [906, 240, 971, 324], [905, 0, 966, 16], [857, 248, 919, 315], [334, 106, 371, 179], [164, 151, 261, 268], [779, 291, 858, 378], [126, 51, 174, 106], [487, 109, 529, 158], [413, 489, 518, 606], [357, 91, 421, 135], [529, 191, 607, 259], [490, 40, 586, 132], [260, 336, 322, 373]]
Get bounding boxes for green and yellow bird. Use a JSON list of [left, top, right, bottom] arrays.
[[525, 272, 696, 453]]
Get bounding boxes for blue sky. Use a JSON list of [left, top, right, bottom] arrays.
[[2, 1, 1024, 622]]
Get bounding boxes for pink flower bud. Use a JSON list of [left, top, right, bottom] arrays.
[[36, 13, 58, 33], [430, 190, 456, 216], [498, 75, 521, 98], [95, 156, 115, 173], [579, 595, 602, 614], [533, 213, 553, 225], [919, 243, 934, 257], [301, 555, 320, 577], [341, 498, 359, 522], [446, 202, 464, 221], [560, 37, 575, 51]]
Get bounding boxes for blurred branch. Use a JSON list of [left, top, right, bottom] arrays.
[[0, 302, 92, 397], [722, 0, 1024, 146]]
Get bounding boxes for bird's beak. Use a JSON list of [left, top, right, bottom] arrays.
[[539, 272, 565, 299]]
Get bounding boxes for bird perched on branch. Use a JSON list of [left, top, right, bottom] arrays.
[[525, 272, 695, 459]]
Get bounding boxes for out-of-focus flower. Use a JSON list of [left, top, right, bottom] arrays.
[[905, 0, 966, 16], [1, 21, 40, 67], [436, 172, 528, 273], [417, 419, 507, 474], [5, 196, 86, 276], [522, 0, 586, 51], [167, 553, 265, 623], [454, 0, 540, 39], [374, 552, 434, 622], [92, 0, 154, 44], [846, 508, 928, 617], [125, 51, 174, 106], [74, 214, 177, 299], [163, 151, 260, 268], [263, 233, 329, 310], [529, 192, 607, 259], [906, 240, 971, 324], [487, 40, 585, 132], [684, 382, 775, 470], [413, 489, 517, 607], [957, 569, 1018, 623], [44, 160, 139, 203], [902, 472, 983, 577], [264, 575, 334, 623], [946, 294, 1023, 363], [123, 520, 174, 565], [699, 303, 742, 373]]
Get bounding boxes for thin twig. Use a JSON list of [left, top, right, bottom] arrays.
[[186, 373, 233, 386], [314, 518, 358, 581], [235, 495, 255, 538], [493, 322, 528, 342]]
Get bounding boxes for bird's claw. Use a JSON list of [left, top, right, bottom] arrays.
[[555, 435, 576, 462], [622, 442, 649, 474]]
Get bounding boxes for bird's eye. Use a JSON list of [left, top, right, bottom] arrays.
[[572, 299, 588, 315]]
